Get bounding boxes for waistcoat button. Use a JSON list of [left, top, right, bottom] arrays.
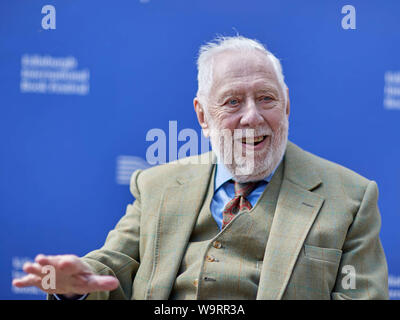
[[213, 241, 222, 249], [206, 255, 216, 262]]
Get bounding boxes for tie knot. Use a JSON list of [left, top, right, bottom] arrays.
[[233, 181, 258, 198]]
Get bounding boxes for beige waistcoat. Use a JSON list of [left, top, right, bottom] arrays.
[[170, 164, 283, 299]]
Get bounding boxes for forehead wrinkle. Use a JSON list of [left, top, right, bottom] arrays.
[[215, 65, 277, 86], [213, 67, 280, 90], [223, 63, 276, 77], [215, 50, 277, 76]]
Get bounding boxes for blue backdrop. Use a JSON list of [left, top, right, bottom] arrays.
[[1, 0, 399, 299]]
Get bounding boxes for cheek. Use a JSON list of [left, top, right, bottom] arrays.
[[209, 109, 241, 130], [262, 109, 286, 132], [219, 116, 241, 130]]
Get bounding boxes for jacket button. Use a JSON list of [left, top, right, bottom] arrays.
[[213, 241, 222, 249]]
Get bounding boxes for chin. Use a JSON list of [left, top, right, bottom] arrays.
[[230, 150, 281, 183]]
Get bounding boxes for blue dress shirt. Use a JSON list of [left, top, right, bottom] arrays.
[[210, 162, 279, 230]]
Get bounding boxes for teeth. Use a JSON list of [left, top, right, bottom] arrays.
[[242, 136, 265, 144]]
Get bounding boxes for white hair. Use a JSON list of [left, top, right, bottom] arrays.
[[196, 35, 287, 106]]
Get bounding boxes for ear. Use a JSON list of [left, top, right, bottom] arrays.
[[285, 87, 290, 118], [194, 97, 210, 138]]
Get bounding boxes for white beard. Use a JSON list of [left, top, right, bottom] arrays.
[[208, 116, 289, 183]]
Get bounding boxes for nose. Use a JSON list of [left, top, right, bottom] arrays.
[[239, 99, 264, 127]]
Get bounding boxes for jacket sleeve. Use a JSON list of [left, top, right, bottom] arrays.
[[331, 180, 389, 299], [48, 169, 143, 300]]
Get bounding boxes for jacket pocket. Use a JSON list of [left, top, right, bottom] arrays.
[[283, 244, 343, 299], [303, 244, 342, 264]]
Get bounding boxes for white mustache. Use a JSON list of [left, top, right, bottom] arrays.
[[209, 127, 273, 139], [233, 128, 273, 139]]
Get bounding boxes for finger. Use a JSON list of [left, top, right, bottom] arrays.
[[35, 254, 82, 275], [35, 254, 61, 267], [12, 274, 42, 288], [23, 262, 45, 277]]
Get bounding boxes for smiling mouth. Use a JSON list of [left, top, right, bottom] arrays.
[[241, 135, 267, 146]]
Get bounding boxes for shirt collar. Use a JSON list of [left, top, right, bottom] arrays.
[[215, 158, 282, 191]]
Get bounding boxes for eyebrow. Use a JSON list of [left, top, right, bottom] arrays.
[[217, 85, 280, 102], [218, 90, 241, 100]]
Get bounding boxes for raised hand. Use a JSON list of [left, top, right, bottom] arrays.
[[12, 254, 119, 296]]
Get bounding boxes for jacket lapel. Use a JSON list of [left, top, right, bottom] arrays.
[[257, 142, 325, 299], [145, 153, 215, 299]]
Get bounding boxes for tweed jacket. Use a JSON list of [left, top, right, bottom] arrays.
[[71, 141, 388, 300]]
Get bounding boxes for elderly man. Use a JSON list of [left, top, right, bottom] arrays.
[[13, 36, 388, 300]]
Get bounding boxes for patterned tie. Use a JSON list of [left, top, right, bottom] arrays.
[[222, 180, 259, 229]]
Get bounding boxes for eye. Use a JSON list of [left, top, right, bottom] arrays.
[[260, 96, 273, 102], [227, 98, 239, 106]]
